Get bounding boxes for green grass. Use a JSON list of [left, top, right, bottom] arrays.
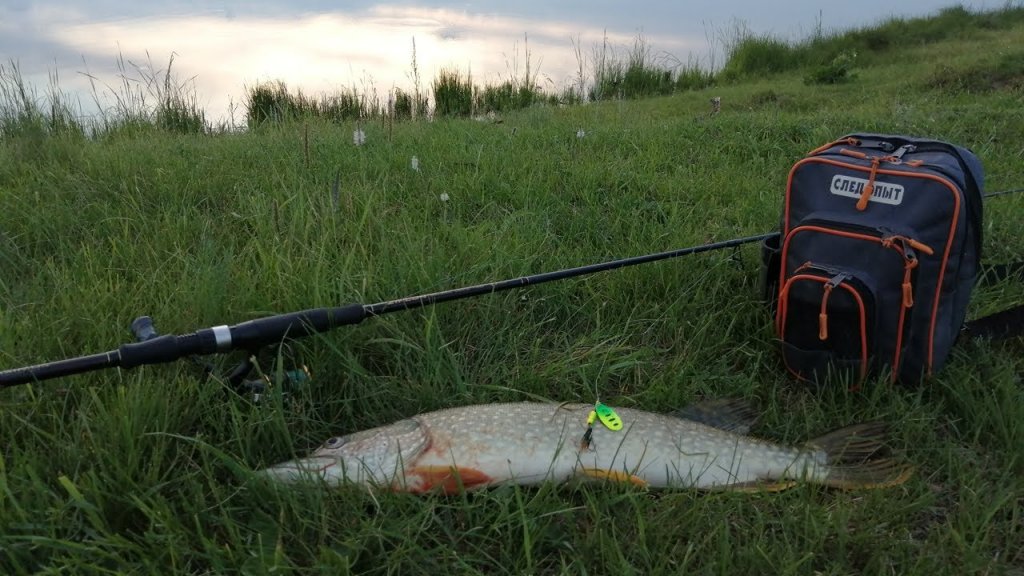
[[590, 32, 679, 100], [432, 68, 475, 118], [718, 4, 1024, 81], [246, 80, 375, 127], [2, 8, 1024, 575]]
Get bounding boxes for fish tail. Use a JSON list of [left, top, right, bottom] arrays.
[[806, 422, 914, 489]]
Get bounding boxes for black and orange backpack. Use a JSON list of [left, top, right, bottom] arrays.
[[762, 133, 1018, 386]]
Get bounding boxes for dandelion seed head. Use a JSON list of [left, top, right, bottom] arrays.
[[439, 193, 450, 202]]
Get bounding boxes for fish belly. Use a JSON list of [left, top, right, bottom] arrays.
[[397, 403, 587, 491], [393, 403, 825, 492]]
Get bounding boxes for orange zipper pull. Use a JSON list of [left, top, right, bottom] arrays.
[[839, 148, 868, 160], [810, 138, 861, 155], [905, 237, 934, 256], [856, 157, 881, 211], [819, 284, 833, 340], [902, 277, 914, 308], [888, 236, 921, 307], [901, 246, 918, 308], [880, 230, 934, 259]]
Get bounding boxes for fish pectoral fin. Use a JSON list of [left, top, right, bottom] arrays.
[[579, 468, 648, 488], [405, 465, 493, 494], [720, 479, 798, 493]]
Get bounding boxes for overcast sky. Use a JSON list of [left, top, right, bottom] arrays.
[[0, 1, 1001, 121]]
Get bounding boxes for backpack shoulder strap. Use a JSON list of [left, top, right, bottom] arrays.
[[964, 305, 1024, 340], [965, 259, 1024, 339], [979, 261, 1024, 284]]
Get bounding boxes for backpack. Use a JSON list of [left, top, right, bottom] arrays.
[[763, 133, 985, 386]]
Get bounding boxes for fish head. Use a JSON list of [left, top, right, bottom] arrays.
[[261, 418, 429, 487]]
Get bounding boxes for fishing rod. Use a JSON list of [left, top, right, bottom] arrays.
[[4, 184, 1021, 390], [0, 232, 777, 389]]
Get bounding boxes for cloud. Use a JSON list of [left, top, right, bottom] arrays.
[[7, 4, 705, 121], [1, 0, 978, 123]]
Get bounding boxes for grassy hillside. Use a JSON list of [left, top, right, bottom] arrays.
[[2, 7, 1023, 575]]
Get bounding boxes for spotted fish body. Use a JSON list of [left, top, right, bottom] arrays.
[[261, 401, 911, 493]]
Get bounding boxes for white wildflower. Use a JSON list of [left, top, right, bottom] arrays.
[[576, 128, 586, 139], [353, 128, 366, 146], [439, 193, 450, 202], [411, 156, 420, 171]]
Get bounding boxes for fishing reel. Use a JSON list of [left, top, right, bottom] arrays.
[[130, 315, 311, 403]]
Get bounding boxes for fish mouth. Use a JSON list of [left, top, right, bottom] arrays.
[[259, 456, 339, 483]]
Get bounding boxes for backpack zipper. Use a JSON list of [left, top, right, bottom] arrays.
[[837, 148, 916, 210], [783, 225, 934, 381], [778, 266, 871, 384]]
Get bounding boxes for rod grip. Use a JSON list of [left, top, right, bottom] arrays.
[[118, 331, 219, 369], [227, 304, 367, 350]]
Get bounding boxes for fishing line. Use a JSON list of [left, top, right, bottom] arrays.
[[984, 187, 1024, 198], [983, 188, 1024, 199]]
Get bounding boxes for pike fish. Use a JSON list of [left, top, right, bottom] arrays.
[[261, 400, 912, 493]]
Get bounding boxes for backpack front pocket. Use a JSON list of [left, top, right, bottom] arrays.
[[777, 265, 876, 384], [777, 219, 931, 384]]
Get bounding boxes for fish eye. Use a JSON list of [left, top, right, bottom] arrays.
[[323, 436, 345, 448]]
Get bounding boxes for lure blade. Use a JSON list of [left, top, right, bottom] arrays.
[[595, 402, 622, 430]]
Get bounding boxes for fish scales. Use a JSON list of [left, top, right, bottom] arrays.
[[261, 401, 911, 493]]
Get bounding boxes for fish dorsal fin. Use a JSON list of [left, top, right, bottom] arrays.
[[670, 398, 759, 435]]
